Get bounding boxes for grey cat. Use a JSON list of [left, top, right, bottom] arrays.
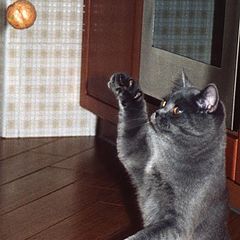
[[108, 72, 229, 240]]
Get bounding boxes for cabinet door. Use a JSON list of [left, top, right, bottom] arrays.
[[80, 0, 143, 123]]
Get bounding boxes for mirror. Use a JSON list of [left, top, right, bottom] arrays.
[[152, 0, 226, 67]]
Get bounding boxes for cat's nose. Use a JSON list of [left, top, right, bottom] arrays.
[[152, 111, 159, 118], [155, 109, 165, 118]]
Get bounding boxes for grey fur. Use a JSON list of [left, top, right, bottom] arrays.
[[108, 73, 229, 240]]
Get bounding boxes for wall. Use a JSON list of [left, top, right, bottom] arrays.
[[0, 0, 96, 137]]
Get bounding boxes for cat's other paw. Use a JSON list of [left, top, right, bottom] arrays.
[[108, 73, 143, 106]]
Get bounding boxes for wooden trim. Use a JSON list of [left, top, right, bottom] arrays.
[[131, 0, 144, 80], [81, 0, 91, 97], [235, 131, 240, 183], [226, 133, 238, 180], [81, 95, 118, 124], [228, 179, 240, 210]]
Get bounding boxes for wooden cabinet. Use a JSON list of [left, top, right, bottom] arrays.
[[80, 0, 240, 209], [236, 136, 240, 183], [226, 133, 240, 209], [80, 0, 143, 123], [226, 133, 238, 181]]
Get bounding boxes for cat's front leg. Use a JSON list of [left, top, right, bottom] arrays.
[[108, 73, 143, 108], [108, 73, 150, 185], [123, 225, 184, 240], [108, 72, 149, 135]]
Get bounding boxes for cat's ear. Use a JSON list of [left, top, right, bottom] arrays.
[[181, 70, 192, 88], [196, 84, 219, 113], [172, 70, 192, 91]]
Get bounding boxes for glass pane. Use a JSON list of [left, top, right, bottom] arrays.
[[153, 0, 225, 67]]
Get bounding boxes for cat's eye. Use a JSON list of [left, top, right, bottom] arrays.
[[172, 106, 183, 115], [160, 99, 167, 108]]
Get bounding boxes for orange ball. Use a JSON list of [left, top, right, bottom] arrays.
[[6, 0, 37, 29]]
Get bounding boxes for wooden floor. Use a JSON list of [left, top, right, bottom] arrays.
[[0, 136, 239, 240]]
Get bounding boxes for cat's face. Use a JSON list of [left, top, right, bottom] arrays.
[[151, 82, 224, 137]]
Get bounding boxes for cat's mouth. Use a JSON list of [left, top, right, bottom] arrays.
[[150, 114, 158, 132], [150, 112, 171, 132]]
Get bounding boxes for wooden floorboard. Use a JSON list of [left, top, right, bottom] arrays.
[[0, 167, 77, 215], [0, 136, 239, 240], [27, 202, 132, 240], [32, 136, 95, 157], [0, 138, 57, 161], [0, 182, 123, 240], [0, 151, 63, 185]]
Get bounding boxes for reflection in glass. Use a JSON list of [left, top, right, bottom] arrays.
[[153, 0, 225, 67]]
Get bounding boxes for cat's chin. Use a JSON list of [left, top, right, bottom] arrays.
[[150, 120, 171, 135], [150, 113, 156, 125], [150, 114, 159, 133]]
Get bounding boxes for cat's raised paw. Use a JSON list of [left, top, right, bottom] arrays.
[[108, 73, 143, 105]]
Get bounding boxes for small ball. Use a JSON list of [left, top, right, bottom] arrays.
[[6, 0, 37, 29]]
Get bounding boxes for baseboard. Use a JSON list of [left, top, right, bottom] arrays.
[[96, 118, 117, 145]]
